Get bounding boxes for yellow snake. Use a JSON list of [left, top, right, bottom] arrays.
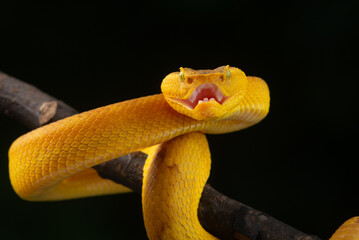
[[8, 66, 355, 239]]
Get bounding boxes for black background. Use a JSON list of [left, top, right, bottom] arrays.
[[0, 1, 358, 239]]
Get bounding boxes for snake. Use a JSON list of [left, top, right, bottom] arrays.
[[8, 65, 356, 239]]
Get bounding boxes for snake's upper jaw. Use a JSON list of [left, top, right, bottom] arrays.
[[172, 83, 228, 110]]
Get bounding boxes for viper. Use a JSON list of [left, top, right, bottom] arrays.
[[8, 66, 356, 239]]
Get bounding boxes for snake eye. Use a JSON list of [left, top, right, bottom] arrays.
[[179, 72, 185, 82], [226, 70, 231, 79]]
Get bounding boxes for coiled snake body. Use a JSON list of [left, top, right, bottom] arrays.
[[8, 66, 355, 239]]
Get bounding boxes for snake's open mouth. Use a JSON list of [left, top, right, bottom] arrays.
[[174, 83, 228, 109]]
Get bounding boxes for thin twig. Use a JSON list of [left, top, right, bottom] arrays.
[[0, 71, 321, 240]]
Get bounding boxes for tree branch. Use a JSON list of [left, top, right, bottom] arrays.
[[0, 71, 321, 240], [0, 72, 78, 128]]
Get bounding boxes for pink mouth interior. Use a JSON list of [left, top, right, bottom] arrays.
[[174, 83, 227, 109]]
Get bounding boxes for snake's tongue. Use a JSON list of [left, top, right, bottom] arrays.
[[177, 83, 227, 109]]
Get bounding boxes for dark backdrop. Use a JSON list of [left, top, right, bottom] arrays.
[[0, 1, 358, 239]]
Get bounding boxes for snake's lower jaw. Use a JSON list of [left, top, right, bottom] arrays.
[[191, 101, 227, 120], [167, 97, 227, 121]]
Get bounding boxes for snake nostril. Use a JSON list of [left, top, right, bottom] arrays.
[[218, 75, 224, 82], [187, 77, 193, 84]]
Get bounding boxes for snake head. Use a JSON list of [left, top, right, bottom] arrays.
[[161, 65, 248, 120]]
